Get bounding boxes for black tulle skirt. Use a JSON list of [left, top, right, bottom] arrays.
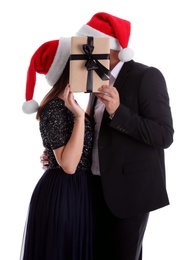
[[20, 168, 93, 260]]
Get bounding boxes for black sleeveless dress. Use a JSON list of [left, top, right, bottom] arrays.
[[20, 98, 94, 260]]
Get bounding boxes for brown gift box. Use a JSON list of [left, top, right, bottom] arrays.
[[69, 36, 110, 93]]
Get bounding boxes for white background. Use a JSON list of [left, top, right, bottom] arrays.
[[0, 0, 194, 259]]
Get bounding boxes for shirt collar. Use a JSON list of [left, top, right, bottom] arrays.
[[110, 61, 124, 79]]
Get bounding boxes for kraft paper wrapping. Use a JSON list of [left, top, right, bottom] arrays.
[[69, 36, 110, 92]]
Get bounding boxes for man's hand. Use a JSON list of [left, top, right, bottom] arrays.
[[95, 85, 120, 116], [40, 149, 49, 170]]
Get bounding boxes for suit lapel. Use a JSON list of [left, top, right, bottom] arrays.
[[114, 60, 134, 93]]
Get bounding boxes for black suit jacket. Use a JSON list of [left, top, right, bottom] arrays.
[[90, 60, 174, 218]]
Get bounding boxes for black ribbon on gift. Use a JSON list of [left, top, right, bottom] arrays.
[[70, 36, 110, 92]]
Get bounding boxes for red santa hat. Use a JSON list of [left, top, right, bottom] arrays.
[[76, 12, 134, 62], [22, 37, 70, 114]]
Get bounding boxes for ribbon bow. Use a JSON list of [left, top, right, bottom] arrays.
[[82, 37, 110, 92]]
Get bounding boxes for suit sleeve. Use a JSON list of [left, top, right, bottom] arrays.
[[110, 67, 174, 149]]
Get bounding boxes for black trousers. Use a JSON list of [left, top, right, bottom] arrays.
[[90, 175, 149, 260]]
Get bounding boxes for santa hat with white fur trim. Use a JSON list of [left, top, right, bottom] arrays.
[[76, 12, 134, 62], [22, 37, 70, 114]]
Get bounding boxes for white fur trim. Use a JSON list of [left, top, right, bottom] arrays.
[[76, 24, 122, 51], [46, 37, 71, 86], [22, 100, 39, 114]]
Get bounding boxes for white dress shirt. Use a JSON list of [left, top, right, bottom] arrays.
[[91, 61, 124, 175]]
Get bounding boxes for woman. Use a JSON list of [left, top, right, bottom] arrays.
[[20, 38, 94, 260]]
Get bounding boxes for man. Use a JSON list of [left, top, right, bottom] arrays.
[[77, 12, 174, 260], [41, 12, 174, 260]]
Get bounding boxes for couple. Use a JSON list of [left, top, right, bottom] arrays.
[[20, 12, 174, 260]]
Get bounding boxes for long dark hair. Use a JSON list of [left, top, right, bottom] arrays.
[[36, 59, 70, 120]]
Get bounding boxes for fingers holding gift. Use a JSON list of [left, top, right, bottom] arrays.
[[95, 85, 120, 115]]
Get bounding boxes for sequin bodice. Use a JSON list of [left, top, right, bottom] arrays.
[[40, 98, 93, 171]]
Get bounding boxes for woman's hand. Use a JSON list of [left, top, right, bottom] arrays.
[[63, 85, 84, 118]]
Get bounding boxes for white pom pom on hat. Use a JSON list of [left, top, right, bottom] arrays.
[[118, 47, 134, 62], [22, 100, 39, 114], [22, 37, 70, 114], [76, 12, 134, 62]]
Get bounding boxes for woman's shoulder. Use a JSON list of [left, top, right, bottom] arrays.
[[47, 97, 64, 108], [41, 98, 69, 119]]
